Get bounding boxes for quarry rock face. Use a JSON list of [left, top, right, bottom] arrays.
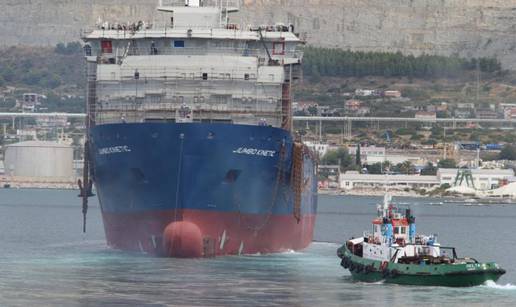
[[2, 0, 516, 68]]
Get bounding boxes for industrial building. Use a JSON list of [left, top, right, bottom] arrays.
[[340, 171, 440, 191], [3, 141, 74, 180], [437, 168, 515, 191], [339, 168, 515, 192], [348, 145, 386, 164], [304, 141, 332, 158]]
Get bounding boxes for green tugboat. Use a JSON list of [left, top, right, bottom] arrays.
[[337, 194, 505, 287]]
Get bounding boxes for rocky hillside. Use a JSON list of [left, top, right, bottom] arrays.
[[2, 0, 516, 68]]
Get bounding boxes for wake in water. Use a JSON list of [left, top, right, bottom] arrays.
[[355, 280, 385, 286], [482, 280, 516, 290], [311, 241, 341, 247]]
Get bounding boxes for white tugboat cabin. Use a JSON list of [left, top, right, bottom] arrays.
[[347, 194, 448, 264]]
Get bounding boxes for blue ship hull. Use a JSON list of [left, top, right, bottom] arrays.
[[90, 123, 318, 257]]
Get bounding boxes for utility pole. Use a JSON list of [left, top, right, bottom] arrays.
[[319, 119, 322, 142], [443, 126, 447, 160], [476, 59, 480, 103]]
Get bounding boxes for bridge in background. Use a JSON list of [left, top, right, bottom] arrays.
[[0, 113, 514, 138], [293, 116, 516, 139]]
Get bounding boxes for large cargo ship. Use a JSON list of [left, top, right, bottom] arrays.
[[80, 0, 317, 257]]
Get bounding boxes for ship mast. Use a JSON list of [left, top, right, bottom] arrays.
[[382, 193, 392, 218]]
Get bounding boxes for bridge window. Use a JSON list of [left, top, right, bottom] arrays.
[[84, 44, 92, 56], [174, 40, 185, 48], [272, 42, 285, 55], [202, 73, 208, 80], [101, 40, 113, 54]]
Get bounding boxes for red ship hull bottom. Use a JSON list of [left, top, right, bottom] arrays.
[[102, 209, 316, 257]]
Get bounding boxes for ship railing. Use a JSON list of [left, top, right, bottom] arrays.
[[81, 24, 304, 39], [95, 103, 280, 115], [96, 66, 283, 82], [81, 21, 251, 37], [160, 0, 240, 10], [108, 65, 262, 80], [90, 46, 302, 60], [80, 22, 154, 38], [95, 108, 282, 125], [96, 101, 282, 114]]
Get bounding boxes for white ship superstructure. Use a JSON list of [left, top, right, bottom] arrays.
[[82, 0, 303, 129]]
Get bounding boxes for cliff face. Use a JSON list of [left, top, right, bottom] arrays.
[[238, 0, 516, 68], [2, 0, 516, 68]]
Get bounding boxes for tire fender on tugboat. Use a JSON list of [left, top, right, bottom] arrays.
[[349, 262, 356, 272], [390, 269, 400, 278]]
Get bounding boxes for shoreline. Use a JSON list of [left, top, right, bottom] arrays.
[[0, 180, 77, 190], [318, 189, 516, 203], [318, 188, 428, 198]]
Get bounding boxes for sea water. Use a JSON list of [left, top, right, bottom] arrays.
[[1, 189, 515, 306]]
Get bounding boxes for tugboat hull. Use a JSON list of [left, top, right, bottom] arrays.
[[338, 245, 505, 287]]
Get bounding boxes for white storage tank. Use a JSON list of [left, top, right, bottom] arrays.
[[4, 141, 74, 179]]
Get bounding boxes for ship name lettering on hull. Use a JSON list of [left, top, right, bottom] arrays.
[[98, 146, 132, 155], [232, 147, 276, 157]]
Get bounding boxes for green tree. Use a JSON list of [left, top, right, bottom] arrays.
[[1, 66, 15, 82], [355, 144, 362, 166], [422, 138, 437, 146], [383, 161, 393, 173], [303, 47, 500, 79], [54, 42, 82, 55], [321, 148, 353, 170], [438, 159, 457, 168], [366, 162, 384, 174], [395, 128, 412, 135], [499, 145, 516, 161], [396, 161, 416, 174]]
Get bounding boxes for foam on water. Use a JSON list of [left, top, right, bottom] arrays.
[[356, 280, 385, 286], [483, 280, 516, 290], [281, 249, 301, 255], [311, 241, 341, 247]]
